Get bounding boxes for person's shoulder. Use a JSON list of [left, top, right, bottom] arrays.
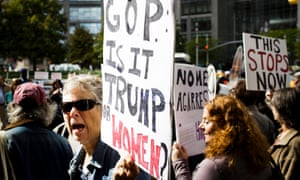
[[289, 130, 300, 146], [193, 158, 224, 180], [5, 124, 30, 136], [95, 140, 120, 159]]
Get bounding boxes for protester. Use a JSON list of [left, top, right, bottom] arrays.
[[19, 68, 30, 83], [268, 87, 300, 179], [48, 79, 64, 130], [0, 75, 8, 129], [5, 78, 22, 104], [257, 88, 280, 135], [3, 82, 73, 180], [172, 95, 273, 179], [231, 79, 276, 145], [62, 74, 151, 179]]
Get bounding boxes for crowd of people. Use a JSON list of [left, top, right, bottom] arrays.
[[171, 69, 300, 180], [0, 70, 151, 180], [0, 67, 299, 180]]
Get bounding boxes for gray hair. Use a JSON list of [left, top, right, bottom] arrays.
[[7, 102, 57, 127], [63, 74, 102, 105]]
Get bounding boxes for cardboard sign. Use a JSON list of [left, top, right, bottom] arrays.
[[101, 1, 175, 179], [173, 63, 208, 157], [243, 32, 289, 90]]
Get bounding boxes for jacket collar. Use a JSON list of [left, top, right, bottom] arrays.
[[276, 128, 299, 146]]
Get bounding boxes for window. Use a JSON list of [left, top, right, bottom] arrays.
[[70, 7, 101, 21]]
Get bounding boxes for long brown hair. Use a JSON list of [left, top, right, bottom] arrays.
[[204, 95, 270, 170]]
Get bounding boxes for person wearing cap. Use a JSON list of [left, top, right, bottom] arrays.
[[62, 74, 152, 180], [2, 82, 73, 180]]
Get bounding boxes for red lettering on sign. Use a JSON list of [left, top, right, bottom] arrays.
[[247, 48, 289, 72], [111, 114, 161, 178]]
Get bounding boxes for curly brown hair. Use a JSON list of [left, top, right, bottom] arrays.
[[204, 95, 270, 170]]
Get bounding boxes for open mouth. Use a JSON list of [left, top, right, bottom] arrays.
[[72, 124, 85, 130]]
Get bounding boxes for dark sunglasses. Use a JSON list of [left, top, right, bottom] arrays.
[[62, 99, 100, 113]]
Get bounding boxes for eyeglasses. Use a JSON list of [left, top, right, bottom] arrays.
[[62, 99, 100, 113]]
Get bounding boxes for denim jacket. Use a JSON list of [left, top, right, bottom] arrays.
[[69, 140, 153, 180], [69, 140, 120, 180]]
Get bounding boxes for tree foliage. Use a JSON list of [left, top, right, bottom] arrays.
[[261, 28, 300, 65], [93, 31, 103, 69], [67, 27, 97, 69], [175, 25, 186, 53], [0, 0, 67, 70], [185, 36, 220, 66]]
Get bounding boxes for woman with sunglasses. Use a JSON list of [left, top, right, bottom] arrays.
[[62, 74, 151, 180], [171, 95, 274, 180]]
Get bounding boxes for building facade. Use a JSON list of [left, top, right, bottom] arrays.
[[58, 0, 298, 66], [59, 0, 102, 35], [179, 0, 297, 66]]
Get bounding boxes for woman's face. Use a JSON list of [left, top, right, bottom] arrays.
[[62, 88, 101, 146], [270, 105, 280, 123], [54, 82, 61, 89], [199, 108, 216, 144]]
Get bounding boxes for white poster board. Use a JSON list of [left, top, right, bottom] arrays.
[[101, 1, 175, 179], [50, 72, 62, 80], [173, 63, 208, 156], [34, 71, 49, 80], [243, 32, 289, 90]]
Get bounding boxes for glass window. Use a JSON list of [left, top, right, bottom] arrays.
[[80, 23, 102, 34], [183, 5, 189, 15], [69, 26, 76, 34], [181, 19, 187, 32], [192, 17, 211, 32], [70, 7, 101, 21]]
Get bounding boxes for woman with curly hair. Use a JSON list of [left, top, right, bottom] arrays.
[[171, 95, 273, 180]]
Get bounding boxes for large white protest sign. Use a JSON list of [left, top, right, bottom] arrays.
[[173, 63, 208, 157], [102, 1, 174, 179], [243, 32, 289, 90]]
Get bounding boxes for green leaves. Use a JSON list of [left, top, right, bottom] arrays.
[[0, 0, 67, 70]]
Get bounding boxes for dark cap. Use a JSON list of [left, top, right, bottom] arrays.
[[13, 82, 46, 107]]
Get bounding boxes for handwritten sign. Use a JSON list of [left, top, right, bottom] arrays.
[[173, 63, 208, 156], [101, 1, 174, 179], [243, 32, 289, 90]]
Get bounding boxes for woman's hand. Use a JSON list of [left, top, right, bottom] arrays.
[[171, 142, 188, 161], [113, 153, 140, 180]]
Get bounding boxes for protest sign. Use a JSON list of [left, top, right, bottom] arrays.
[[243, 32, 289, 90], [50, 72, 62, 80], [173, 63, 208, 156], [102, 0, 174, 179], [34, 71, 48, 80], [207, 64, 216, 100]]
